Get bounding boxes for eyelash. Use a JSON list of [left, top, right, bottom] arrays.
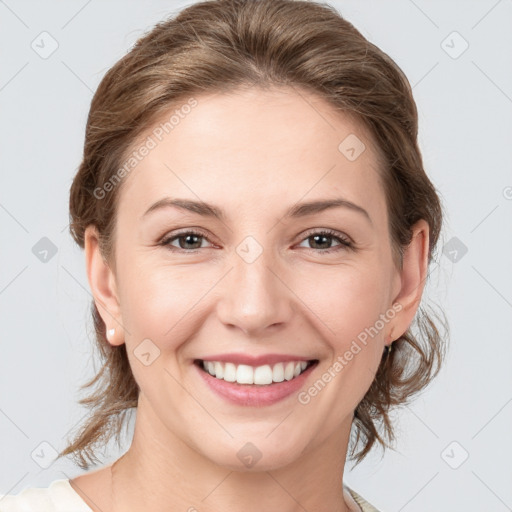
[[159, 228, 354, 255]]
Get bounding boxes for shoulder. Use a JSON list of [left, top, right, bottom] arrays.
[[344, 484, 382, 512], [0, 479, 93, 512]]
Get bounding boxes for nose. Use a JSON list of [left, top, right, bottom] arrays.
[[216, 241, 294, 336]]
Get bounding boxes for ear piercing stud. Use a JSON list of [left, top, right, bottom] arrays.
[[107, 327, 116, 339]]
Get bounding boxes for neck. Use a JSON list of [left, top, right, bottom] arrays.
[[110, 394, 353, 512]]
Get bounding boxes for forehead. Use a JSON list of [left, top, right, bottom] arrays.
[[116, 86, 386, 222]]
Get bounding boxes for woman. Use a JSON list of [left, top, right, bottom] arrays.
[[0, 0, 447, 510]]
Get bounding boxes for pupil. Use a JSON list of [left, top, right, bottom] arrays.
[[182, 234, 200, 249], [312, 234, 329, 249]]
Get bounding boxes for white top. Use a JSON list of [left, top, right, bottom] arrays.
[[0, 479, 380, 511], [0, 480, 93, 511]]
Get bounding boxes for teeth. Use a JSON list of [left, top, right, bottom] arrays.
[[273, 362, 285, 382], [201, 359, 312, 385], [214, 361, 224, 379], [224, 362, 236, 382], [284, 361, 295, 381], [237, 364, 254, 384]]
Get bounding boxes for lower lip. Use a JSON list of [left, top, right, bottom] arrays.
[[194, 360, 318, 407]]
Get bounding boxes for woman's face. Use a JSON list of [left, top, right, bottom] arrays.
[[87, 86, 418, 471]]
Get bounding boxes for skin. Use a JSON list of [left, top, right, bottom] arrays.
[[70, 85, 429, 512]]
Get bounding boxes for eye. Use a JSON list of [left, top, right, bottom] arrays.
[[159, 228, 354, 254], [160, 229, 212, 252], [297, 229, 353, 254]]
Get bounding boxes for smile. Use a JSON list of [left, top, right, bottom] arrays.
[[194, 359, 318, 386]]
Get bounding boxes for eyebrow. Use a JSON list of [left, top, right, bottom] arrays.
[[142, 197, 372, 225]]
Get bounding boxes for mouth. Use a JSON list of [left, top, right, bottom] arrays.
[[193, 358, 319, 386], [193, 357, 320, 407]]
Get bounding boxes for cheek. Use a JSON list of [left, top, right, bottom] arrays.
[[299, 274, 387, 409], [119, 250, 209, 344], [297, 267, 387, 398], [118, 265, 204, 391], [122, 264, 205, 340], [295, 265, 388, 345]]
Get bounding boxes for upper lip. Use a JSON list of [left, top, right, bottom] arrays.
[[196, 353, 317, 366]]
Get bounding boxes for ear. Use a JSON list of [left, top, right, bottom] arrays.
[[387, 219, 430, 345], [84, 225, 125, 346]]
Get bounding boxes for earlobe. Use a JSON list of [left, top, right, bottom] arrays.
[[389, 219, 430, 341], [84, 225, 124, 346]]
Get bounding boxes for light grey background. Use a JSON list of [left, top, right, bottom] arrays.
[[1, 1, 511, 511]]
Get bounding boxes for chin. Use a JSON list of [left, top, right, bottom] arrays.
[[201, 434, 309, 473]]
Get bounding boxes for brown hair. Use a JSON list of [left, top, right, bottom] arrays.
[[59, 0, 448, 470]]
